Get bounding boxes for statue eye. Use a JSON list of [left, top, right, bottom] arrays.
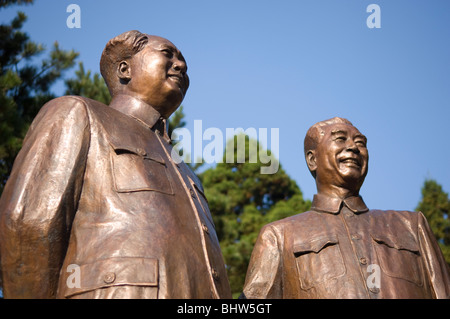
[[355, 139, 366, 147], [161, 49, 173, 58]]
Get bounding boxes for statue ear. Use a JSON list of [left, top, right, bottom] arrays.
[[306, 150, 317, 174], [117, 61, 131, 82]]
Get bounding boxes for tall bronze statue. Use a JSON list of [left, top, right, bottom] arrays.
[[0, 31, 232, 299], [242, 117, 450, 298]]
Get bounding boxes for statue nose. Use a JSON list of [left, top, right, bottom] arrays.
[[346, 140, 360, 153], [173, 59, 187, 73]]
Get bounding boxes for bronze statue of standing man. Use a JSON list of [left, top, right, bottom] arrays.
[[0, 30, 232, 299], [243, 117, 450, 298]]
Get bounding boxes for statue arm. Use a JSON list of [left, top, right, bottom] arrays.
[[242, 224, 283, 299], [417, 211, 450, 298], [0, 97, 90, 298]]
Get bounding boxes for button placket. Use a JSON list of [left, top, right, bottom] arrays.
[[155, 133, 221, 298], [340, 206, 376, 297]]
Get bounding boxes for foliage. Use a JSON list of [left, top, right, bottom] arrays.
[[168, 105, 186, 140], [65, 62, 111, 105], [416, 179, 450, 266], [0, 11, 78, 194], [199, 135, 311, 296], [0, 0, 33, 9]]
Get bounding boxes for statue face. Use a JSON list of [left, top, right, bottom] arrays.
[[314, 123, 369, 193], [127, 36, 189, 118]]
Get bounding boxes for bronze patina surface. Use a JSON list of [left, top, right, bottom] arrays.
[[243, 117, 450, 299], [0, 31, 231, 299]]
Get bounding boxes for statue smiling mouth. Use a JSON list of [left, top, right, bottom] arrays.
[[339, 157, 361, 168], [168, 73, 184, 85]]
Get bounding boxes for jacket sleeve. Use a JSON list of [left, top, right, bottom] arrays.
[[242, 224, 283, 298], [0, 96, 90, 298], [417, 211, 450, 298]]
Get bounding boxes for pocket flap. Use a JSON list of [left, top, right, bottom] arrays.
[[111, 143, 165, 164], [111, 144, 173, 194], [371, 233, 419, 253], [64, 257, 158, 297], [293, 235, 339, 256]]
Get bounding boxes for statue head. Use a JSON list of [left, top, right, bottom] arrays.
[[100, 30, 189, 118], [304, 117, 369, 197]]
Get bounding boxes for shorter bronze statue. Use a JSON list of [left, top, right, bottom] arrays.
[[242, 117, 450, 298]]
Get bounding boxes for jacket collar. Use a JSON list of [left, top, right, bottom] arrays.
[[109, 94, 170, 142], [311, 193, 369, 214]]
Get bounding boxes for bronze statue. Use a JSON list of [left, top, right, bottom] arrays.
[[0, 30, 232, 299], [242, 117, 450, 298]]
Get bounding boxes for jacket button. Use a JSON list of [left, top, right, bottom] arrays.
[[104, 272, 116, 284], [190, 188, 196, 198], [211, 268, 219, 280], [136, 148, 147, 156], [359, 257, 367, 265], [202, 223, 210, 234]]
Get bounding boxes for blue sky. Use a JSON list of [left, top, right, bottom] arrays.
[[1, 0, 450, 211]]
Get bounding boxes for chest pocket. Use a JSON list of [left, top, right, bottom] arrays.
[[111, 145, 174, 195], [293, 234, 346, 290], [371, 233, 422, 286]]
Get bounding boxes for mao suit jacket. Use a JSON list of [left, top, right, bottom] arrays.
[[0, 96, 231, 299], [243, 194, 450, 299]]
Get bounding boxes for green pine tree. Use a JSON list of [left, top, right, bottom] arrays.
[[65, 61, 111, 105], [0, 10, 78, 194], [199, 134, 311, 296], [416, 179, 450, 266], [0, 0, 33, 9]]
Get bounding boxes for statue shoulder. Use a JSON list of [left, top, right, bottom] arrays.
[[22, 96, 102, 145], [42, 95, 107, 112], [262, 210, 315, 234], [368, 209, 420, 222], [35, 96, 95, 117], [32, 95, 112, 127]]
